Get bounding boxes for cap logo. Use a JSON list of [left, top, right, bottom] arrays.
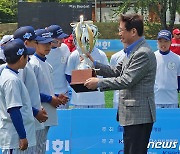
[[17, 48, 24, 56], [159, 32, 169, 37], [23, 33, 32, 39], [57, 29, 63, 35], [49, 32, 53, 37], [42, 32, 51, 38]]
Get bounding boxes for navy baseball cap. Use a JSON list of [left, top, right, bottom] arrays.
[[13, 26, 43, 42], [157, 30, 172, 41], [47, 25, 69, 39], [35, 29, 53, 44], [4, 38, 35, 60]]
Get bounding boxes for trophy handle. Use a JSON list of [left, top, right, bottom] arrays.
[[82, 54, 94, 68], [77, 54, 93, 70]]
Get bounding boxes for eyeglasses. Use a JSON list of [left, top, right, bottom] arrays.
[[118, 28, 127, 32]]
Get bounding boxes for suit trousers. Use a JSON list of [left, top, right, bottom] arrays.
[[122, 123, 153, 154]]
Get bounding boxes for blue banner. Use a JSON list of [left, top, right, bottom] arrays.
[[96, 39, 158, 52], [1, 109, 180, 154], [47, 109, 180, 154]]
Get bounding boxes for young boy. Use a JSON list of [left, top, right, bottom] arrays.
[[46, 24, 70, 109], [154, 30, 180, 108], [63, 34, 76, 52], [65, 24, 109, 108], [0, 38, 36, 153], [170, 28, 180, 55], [0, 35, 13, 64], [29, 28, 68, 153], [13, 26, 48, 153]]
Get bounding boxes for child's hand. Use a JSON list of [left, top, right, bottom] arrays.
[[50, 96, 62, 108], [19, 138, 28, 151], [58, 93, 69, 105], [35, 108, 48, 123]]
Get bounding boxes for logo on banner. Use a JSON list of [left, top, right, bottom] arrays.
[[148, 139, 179, 149], [96, 41, 111, 50], [46, 139, 70, 153]]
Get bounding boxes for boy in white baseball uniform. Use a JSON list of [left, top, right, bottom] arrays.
[[154, 30, 180, 108], [29, 28, 68, 153], [46, 25, 70, 109], [65, 23, 109, 108], [65, 47, 109, 108], [0, 35, 13, 64], [13, 26, 48, 153], [0, 39, 36, 154]]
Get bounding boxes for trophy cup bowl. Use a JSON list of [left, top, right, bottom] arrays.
[[70, 15, 98, 93]]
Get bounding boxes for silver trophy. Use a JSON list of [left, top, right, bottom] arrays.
[[70, 15, 98, 92], [71, 15, 98, 69]]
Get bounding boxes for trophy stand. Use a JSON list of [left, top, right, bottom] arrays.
[[70, 69, 97, 93]]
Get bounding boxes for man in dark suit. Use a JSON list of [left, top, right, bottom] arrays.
[[84, 14, 157, 154]]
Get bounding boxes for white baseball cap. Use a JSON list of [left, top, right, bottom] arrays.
[[0, 48, 5, 61], [0, 35, 13, 46]]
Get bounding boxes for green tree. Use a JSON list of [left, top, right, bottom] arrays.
[[39, 0, 82, 2], [60, 0, 81, 2], [0, 0, 17, 23], [113, 0, 180, 32]]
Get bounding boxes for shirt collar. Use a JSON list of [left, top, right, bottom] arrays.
[[124, 37, 144, 57], [34, 53, 46, 62], [51, 47, 57, 49], [5, 66, 19, 74], [159, 50, 170, 55]]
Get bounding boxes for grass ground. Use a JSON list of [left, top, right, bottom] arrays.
[[105, 91, 180, 108], [105, 91, 113, 108], [0, 23, 17, 38]]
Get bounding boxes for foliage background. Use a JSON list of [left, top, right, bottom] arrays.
[[1, 22, 180, 39]]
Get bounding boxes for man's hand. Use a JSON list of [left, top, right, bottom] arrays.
[[58, 94, 69, 105], [35, 108, 48, 123], [84, 77, 99, 90], [19, 138, 28, 151]]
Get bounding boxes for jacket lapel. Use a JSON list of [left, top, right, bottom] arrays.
[[120, 38, 146, 75]]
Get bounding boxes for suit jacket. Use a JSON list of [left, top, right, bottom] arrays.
[[96, 38, 157, 126]]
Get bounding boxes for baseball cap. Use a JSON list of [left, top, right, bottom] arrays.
[[68, 34, 74, 41], [0, 48, 5, 62], [173, 28, 180, 35], [13, 26, 43, 41], [47, 25, 69, 39], [35, 29, 53, 44], [4, 38, 35, 61], [0, 35, 13, 46], [157, 30, 172, 41]]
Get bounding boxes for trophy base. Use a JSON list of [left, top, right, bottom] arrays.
[[70, 69, 98, 93]]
